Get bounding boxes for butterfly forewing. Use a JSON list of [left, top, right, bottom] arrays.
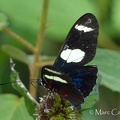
[[53, 13, 99, 74], [40, 65, 84, 108], [41, 65, 73, 86]]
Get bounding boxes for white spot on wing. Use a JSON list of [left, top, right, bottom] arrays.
[[45, 68, 61, 75], [75, 24, 94, 32], [44, 75, 67, 84], [60, 49, 85, 63]]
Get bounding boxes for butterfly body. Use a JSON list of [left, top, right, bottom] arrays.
[[38, 13, 99, 108]]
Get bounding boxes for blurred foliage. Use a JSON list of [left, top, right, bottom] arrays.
[[0, 13, 9, 30], [10, 60, 37, 117], [0, 94, 34, 120], [0, 0, 120, 120]]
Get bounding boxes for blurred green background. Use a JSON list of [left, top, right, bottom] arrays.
[[0, 0, 120, 120]]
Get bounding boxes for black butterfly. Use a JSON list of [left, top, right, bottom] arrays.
[[38, 13, 99, 108]]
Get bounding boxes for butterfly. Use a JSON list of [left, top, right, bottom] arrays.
[[38, 13, 99, 108]]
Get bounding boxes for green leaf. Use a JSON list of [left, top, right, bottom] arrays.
[[10, 59, 38, 117], [46, 0, 98, 41], [112, 0, 120, 32], [0, 13, 9, 30], [0, 94, 34, 120], [92, 48, 120, 92], [81, 77, 100, 110], [1, 45, 29, 64]]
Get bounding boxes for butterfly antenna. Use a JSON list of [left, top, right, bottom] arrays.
[[0, 81, 22, 85], [30, 80, 44, 97]]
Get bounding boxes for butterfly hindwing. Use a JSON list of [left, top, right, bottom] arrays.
[[53, 13, 99, 74], [69, 66, 98, 97]]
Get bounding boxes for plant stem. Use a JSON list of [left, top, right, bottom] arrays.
[[29, 0, 49, 98], [35, 0, 49, 59], [3, 28, 36, 53], [35, 61, 54, 67], [2, 0, 49, 99]]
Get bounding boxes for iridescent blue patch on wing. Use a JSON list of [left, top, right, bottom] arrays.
[[69, 66, 98, 97]]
